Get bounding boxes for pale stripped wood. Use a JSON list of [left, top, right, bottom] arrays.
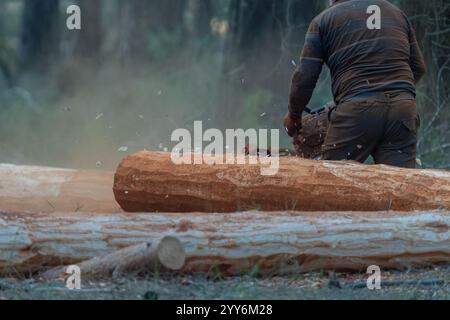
[[0, 210, 448, 276]]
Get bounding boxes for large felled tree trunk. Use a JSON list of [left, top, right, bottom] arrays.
[[113, 151, 450, 213], [0, 210, 449, 276]]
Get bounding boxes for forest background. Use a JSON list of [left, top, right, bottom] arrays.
[[0, 0, 448, 170]]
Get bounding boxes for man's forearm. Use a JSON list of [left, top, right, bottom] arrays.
[[288, 59, 323, 117]]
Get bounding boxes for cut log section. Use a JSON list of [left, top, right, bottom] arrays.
[[113, 151, 450, 213], [0, 210, 449, 276], [42, 237, 186, 279], [0, 164, 121, 213]]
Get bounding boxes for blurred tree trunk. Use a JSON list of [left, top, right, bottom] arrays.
[[55, 0, 103, 96], [224, 0, 323, 88], [398, 0, 450, 166], [0, 2, 5, 44], [151, 0, 186, 33], [127, 0, 153, 61], [189, 0, 214, 40], [0, 1, 13, 88], [223, 0, 283, 84], [20, 0, 60, 74], [221, 0, 324, 124], [182, 0, 215, 57], [74, 0, 103, 64], [115, 0, 187, 64]]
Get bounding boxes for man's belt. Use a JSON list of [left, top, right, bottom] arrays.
[[342, 91, 415, 103]]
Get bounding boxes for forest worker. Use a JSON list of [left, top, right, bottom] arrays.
[[284, 0, 426, 168]]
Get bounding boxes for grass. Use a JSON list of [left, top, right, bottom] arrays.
[[0, 266, 448, 300]]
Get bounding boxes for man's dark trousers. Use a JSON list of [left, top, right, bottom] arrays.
[[322, 92, 420, 168]]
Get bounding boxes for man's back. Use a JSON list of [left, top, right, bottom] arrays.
[[288, 0, 425, 115], [285, 0, 426, 169], [313, 0, 425, 102]]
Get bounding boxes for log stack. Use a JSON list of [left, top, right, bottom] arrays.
[[113, 151, 450, 213], [1, 152, 449, 277]]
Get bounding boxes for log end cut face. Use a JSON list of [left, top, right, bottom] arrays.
[[157, 236, 186, 270]]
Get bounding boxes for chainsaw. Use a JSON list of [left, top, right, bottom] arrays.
[[292, 101, 335, 159], [245, 101, 335, 159]]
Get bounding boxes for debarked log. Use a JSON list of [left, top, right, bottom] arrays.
[[0, 210, 449, 276], [113, 151, 450, 212], [0, 164, 121, 213]]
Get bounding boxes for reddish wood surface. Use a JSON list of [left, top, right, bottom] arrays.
[[114, 151, 450, 212]]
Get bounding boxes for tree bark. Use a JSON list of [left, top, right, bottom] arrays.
[[0, 164, 121, 213], [42, 237, 186, 279], [113, 151, 450, 213], [0, 210, 449, 276]]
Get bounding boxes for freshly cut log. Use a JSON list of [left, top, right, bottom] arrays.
[[0, 164, 121, 213], [113, 151, 450, 213], [42, 237, 186, 279], [1, 210, 449, 276]]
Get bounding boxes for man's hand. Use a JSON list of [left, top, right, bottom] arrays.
[[283, 111, 302, 137]]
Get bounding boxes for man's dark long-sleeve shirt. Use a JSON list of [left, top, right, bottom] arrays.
[[288, 0, 426, 118]]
